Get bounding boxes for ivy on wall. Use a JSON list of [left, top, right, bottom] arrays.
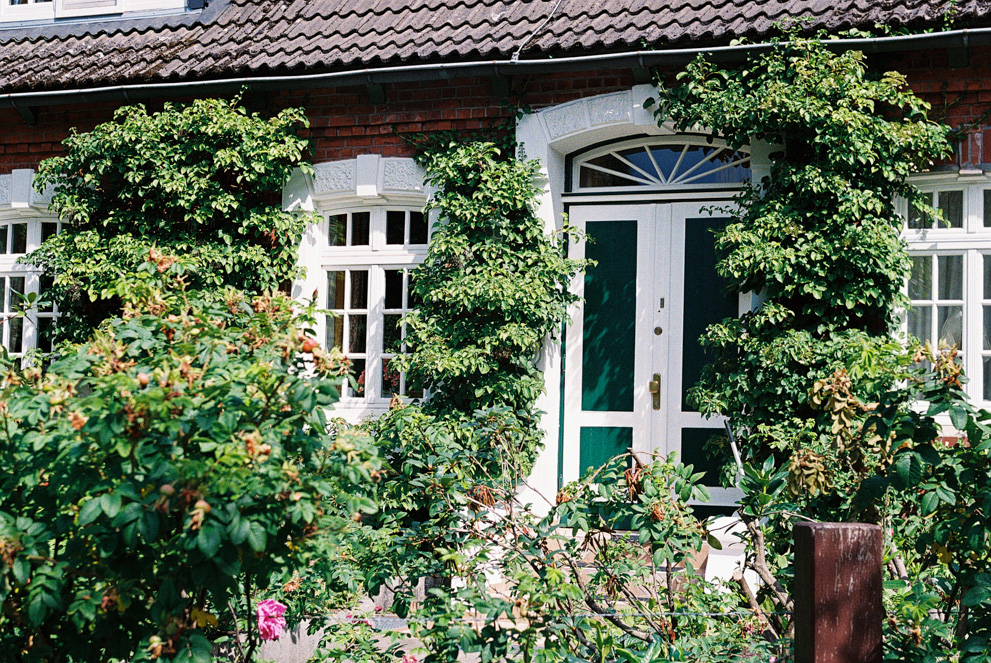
[[655, 38, 952, 489], [26, 97, 315, 343], [397, 141, 587, 465]]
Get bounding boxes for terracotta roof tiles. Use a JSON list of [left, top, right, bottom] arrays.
[[0, 0, 987, 93]]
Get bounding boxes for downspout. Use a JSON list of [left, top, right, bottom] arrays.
[[2, 27, 991, 109]]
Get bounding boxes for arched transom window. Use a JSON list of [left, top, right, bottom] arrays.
[[571, 136, 751, 192]]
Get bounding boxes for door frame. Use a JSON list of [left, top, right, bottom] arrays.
[[561, 200, 745, 506]]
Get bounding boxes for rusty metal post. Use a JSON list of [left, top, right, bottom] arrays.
[[794, 522, 883, 663]]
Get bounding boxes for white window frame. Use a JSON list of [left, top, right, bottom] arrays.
[[902, 171, 991, 408], [0, 170, 62, 359], [286, 155, 429, 422], [570, 135, 752, 195], [0, 0, 186, 23], [318, 208, 429, 408]]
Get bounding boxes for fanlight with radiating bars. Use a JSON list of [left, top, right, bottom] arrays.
[[575, 140, 751, 190]]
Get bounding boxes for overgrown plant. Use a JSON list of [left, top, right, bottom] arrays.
[[352, 142, 588, 652], [27, 97, 315, 343], [400, 142, 585, 438], [648, 35, 954, 653], [0, 255, 380, 662], [658, 36, 951, 469]]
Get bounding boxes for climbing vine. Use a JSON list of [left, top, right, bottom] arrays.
[[27, 97, 315, 343], [657, 37, 952, 487]]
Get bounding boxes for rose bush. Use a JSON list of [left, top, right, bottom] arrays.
[[0, 260, 380, 663]]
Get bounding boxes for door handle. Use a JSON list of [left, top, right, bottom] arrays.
[[648, 373, 661, 410]]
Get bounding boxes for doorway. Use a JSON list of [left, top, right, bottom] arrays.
[[563, 202, 743, 506]]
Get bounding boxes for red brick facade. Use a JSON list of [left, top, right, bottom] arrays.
[[3, 54, 991, 173], [0, 70, 640, 173]]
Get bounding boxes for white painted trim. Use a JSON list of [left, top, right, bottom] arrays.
[[287, 157, 428, 424], [517, 85, 766, 508], [0, 169, 53, 219]]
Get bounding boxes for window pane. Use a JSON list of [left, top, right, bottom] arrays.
[[985, 305, 991, 351], [908, 193, 934, 229], [350, 212, 370, 246], [985, 190, 991, 228], [38, 317, 52, 354], [408, 282, 422, 309], [384, 270, 403, 309], [382, 358, 400, 397], [986, 255, 991, 299], [41, 222, 58, 243], [350, 270, 368, 309], [8, 317, 22, 354], [10, 277, 24, 303], [326, 315, 344, 350], [327, 271, 345, 309], [0, 277, 5, 311], [39, 274, 54, 312], [985, 357, 991, 401], [0, 226, 7, 254], [328, 214, 346, 246], [383, 313, 402, 351], [348, 314, 367, 353], [617, 146, 659, 180], [938, 255, 963, 300], [909, 256, 932, 300], [582, 154, 644, 187], [938, 190, 964, 229], [11, 224, 27, 254], [350, 358, 366, 397], [908, 306, 931, 345], [937, 306, 963, 348], [386, 211, 405, 245], [409, 211, 428, 244]]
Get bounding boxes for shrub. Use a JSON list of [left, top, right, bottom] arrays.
[[26, 97, 314, 343], [0, 261, 379, 663]]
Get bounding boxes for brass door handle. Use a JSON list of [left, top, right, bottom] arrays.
[[648, 373, 661, 410]]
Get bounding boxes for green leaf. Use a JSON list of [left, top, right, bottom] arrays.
[[78, 499, 103, 526], [949, 404, 969, 431], [246, 521, 267, 553], [920, 491, 940, 516], [196, 526, 222, 558]]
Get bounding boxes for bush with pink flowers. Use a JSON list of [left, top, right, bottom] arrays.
[[0, 264, 380, 663]]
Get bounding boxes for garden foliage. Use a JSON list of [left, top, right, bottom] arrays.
[[657, 38, 952, 470], [355, 39, 973, 663], [27, 97, 314, 343], [0, 262, 379, 663]]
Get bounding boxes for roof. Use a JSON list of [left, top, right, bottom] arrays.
[[0, 0, 986, 94]]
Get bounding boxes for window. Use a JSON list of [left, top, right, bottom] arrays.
[[0, 0, 187, 23], [903, 178, 991, 404], [320, 207, 429, 404], [572, 136, 751, 192], [0, 218, 61, 357]]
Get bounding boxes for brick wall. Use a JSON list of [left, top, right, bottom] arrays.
[[882, 47, 991, 167], [7, 55, 991, 174], [0, 70, 637, 174]]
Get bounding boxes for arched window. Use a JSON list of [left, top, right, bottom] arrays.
[[570, 136, 750, 192]]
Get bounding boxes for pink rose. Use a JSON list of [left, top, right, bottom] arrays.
[[401, 655, 419, 663], [374, 606, 383, 613], [256, 599, 287, 641]]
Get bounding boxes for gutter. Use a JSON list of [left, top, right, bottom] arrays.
[[1, 26, 990, 110]]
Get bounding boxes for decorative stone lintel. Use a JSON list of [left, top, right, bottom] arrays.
[[286, 157, 426, 211], [0, 169, 53, 214]]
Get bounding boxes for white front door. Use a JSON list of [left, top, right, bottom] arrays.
[[563, 202, 743, 507]]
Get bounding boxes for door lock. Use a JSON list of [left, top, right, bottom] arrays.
[[648, 373, 661, 410]]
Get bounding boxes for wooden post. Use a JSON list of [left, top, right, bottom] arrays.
[[794, 522, 883, 663]]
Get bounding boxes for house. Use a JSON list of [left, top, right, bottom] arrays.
[[0, 0, 988, 506]]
